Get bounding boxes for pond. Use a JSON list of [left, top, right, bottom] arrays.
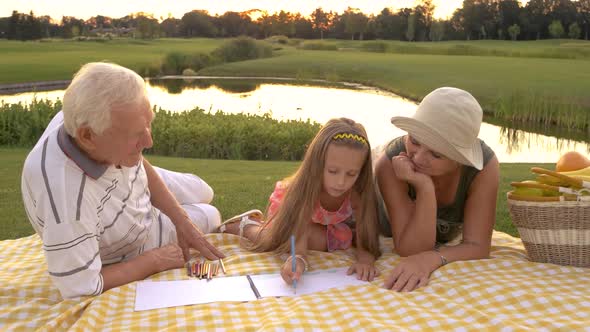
[[2, 77, 588, 163]]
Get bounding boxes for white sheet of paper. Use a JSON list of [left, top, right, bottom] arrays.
[[134, 275, 257, 311], [249, 267, 369, 297], [134, 268, 370, 311]]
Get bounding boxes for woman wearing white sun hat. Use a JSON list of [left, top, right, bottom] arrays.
[[374, 87, 500, 292]]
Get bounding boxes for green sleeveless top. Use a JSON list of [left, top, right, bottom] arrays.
[[377, 136, 495, 243]]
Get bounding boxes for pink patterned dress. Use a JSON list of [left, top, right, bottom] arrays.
[[267, 181, 354, 251]]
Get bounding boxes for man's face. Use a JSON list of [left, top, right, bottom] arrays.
[[92, 97, 154, 167]]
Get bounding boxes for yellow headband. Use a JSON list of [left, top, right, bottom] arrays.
[[332, 133, 368, 146]]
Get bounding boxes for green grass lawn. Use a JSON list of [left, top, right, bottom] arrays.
[[1, 38, 589, 121], [0, 147, 552, 240], [0, 38, 224, 84]]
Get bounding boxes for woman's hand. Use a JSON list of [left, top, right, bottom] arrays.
[[391, 152, 432, 188], [280, 256, 305, 285], [384, 251, 441, 292]]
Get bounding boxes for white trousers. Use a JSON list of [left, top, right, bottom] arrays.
[[154, 166, 221, 235]]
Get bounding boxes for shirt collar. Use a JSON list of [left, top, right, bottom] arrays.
[[57, 124, 108, 179]]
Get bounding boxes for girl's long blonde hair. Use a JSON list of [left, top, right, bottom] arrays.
[[250, 118, 381, 258]]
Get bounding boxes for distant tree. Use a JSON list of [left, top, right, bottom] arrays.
[[217, 11, 250, 37], [0, 17, 9, 38], [135, 13, 159, 39], [498, 0, 521, 39], [568, 22, 581, 39], [429, 19, 445, 41], [180, 10, 216, 37], [524, 0, 549, 39], [160, 17, 181, 37], [7, 10, 43, 40], [413, 0, 435, 41], [311, 7, 333, 39], [7, 10, 19, 39], [576, 0, 590, 39], [507, 23, 521, 40], [271, 10, 295, 37], [406, 13, 416, 41], [62, 16, 86, 38], [343, 7, 368, 40], [548, 19, 564, 38], [293, 13, 314, 39], [257, 12, 273, 38]]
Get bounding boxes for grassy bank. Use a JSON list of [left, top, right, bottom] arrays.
[[2, 38, 587, 130], [0, 147, 552, 240]]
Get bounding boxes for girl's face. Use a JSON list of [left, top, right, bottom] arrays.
[[323, 143, 366, 198], [404, 135, 460, 177]]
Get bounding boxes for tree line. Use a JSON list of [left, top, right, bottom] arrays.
[[1, 0, 589, 41]]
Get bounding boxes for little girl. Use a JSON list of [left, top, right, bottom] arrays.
[[219, 118, 381, 285]]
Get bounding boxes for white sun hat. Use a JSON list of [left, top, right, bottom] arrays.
[[390, 87, 484, 170]]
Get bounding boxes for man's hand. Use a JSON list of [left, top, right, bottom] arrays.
[[383, 251, 440, 292], [176, 218, 225, 261], [145, 243, 186, 272]]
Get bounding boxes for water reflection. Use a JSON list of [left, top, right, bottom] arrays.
[[1, 78, 589, 163], [150, 78, 262, 94]]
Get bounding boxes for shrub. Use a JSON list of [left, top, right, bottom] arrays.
[[211, 36, 273, 63], [0, 100, 320, 161]]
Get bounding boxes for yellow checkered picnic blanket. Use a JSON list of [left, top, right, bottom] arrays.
[[1, 231, 589, 331]]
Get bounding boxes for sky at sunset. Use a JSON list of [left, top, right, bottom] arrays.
[[1, 0, 464, 21]]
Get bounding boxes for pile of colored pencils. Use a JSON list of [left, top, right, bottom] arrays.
[[186, 258, 226, 280]]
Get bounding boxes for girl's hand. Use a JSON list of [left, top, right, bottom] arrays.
[[383, 251, 440, 292], [391, 152, 432, 188], [280, 256, 305, 285], [347, 261, 379, 281]]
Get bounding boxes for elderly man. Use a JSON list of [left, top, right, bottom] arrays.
[[21, 62, 224, 298]]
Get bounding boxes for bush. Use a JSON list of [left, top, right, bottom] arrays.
[[0, 100, 321, 161], [211, 36, 273, 63]]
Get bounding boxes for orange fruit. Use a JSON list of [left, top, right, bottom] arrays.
[[555, 151, 590, 172]]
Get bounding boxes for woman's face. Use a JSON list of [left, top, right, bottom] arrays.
[[404, 135, 460, 177]]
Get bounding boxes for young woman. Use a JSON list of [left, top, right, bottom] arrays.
[[374, 87, 500, 292]]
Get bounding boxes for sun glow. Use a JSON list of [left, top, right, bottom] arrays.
[[2, 0, 463, 21]]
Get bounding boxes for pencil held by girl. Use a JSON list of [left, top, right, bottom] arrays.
[[219, 118, 382, 286]]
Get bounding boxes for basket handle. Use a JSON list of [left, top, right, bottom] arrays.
[[507, 191, 588, 202]]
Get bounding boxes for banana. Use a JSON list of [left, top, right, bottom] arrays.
[[536, 174, 590, 186], [557, 166, 590, 176], [511, 180, 562, 197]]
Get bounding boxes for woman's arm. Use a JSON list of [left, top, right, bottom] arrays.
[[383, 156, 499, 292], [347, 191, 378, 281], [375, 153, 437, 256], [434, 156, 500, 263]]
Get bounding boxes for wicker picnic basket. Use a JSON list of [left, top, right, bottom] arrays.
[[507, 195, 590, 267]]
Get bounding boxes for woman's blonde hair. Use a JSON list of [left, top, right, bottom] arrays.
[[62, 62, 148, 137], [250, 118, 381, 258]]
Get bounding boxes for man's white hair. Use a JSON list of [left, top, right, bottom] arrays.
[[63, 62, 148, 137]]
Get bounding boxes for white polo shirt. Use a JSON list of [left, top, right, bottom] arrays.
[[21, 112, 176, 298]]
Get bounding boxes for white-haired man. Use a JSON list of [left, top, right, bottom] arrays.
[[21, 62, 224, 298]]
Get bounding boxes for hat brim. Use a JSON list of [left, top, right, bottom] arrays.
[[391, 116, 483, 170]]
